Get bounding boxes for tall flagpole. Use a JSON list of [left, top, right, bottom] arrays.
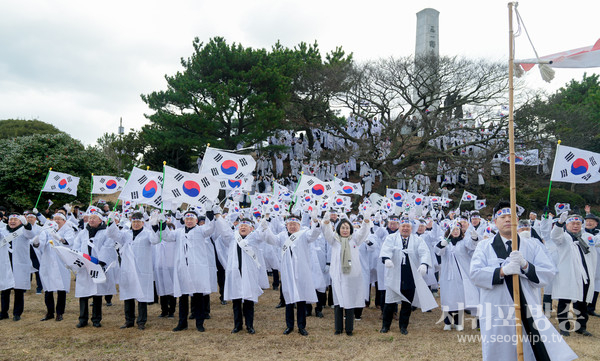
[[90, 173, 94, 206], [34, 167, 52, 210], [544, 140, 561, 216], [160, 161, 166, 242], [508, 3, 525, 361]]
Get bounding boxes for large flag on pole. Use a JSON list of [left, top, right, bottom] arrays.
[[162, 165, 220, 207], [550, 144, 600, 184], [118, 167, 163, 208], [294, 175, 334, 198], [334, 177, 363, 196], [42, 170, 79, 196], [461, 190, 478, 201], [200, 147, 256, 181], [518, 39, 600, 70], [92, 175, 126, 194]]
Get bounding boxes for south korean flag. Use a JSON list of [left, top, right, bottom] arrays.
[[118, 167, 163, 208], [200, 147, 256, 181], [550, 144, 600, 184], [92, 175, 126, 194]]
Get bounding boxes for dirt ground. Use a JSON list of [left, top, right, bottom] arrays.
[[1, 278, 599, 361]]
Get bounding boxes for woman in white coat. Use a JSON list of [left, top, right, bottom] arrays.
[[33, 213, 76, 322], [435, 223, 479, 331], [322, 214, 371, 335], [108, 212, 160, 330]]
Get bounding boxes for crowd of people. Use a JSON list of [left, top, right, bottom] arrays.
[[0, 193, 597, 360]]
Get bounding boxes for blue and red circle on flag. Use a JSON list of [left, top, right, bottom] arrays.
[[311, 184, 325, 196], [571, 158, 589, 176], [58, 179, 67, 189], [182, 180, 201, 197], [221, 160, 239, 175], [143, 180, 158, 198], [342, 186, 353, 194], [106, 179, 117, 189]]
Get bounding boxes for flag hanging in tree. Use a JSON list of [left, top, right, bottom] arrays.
[[334, 177, 363, 196], [461, 190, 477, 201], [550, 144, 600, 184], [42, 171, 79, 196], [118, 167, 163, 208], [162, 165, 219, 207], [500, 149, 539, 166], [200, 147, 256, 181], [92, 175, 126, 194]]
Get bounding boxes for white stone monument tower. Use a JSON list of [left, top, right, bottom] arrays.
[[415, 8, 439, 57]]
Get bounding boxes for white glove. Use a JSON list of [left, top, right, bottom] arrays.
[[18, 215, 27, 225], [107, 212, 116, 221], [559, 211, 569, 224], [440, 238, 449, 247], [259, 219, 269, 231], [384, 259, 394, 268], [471, 233, 479, 242], [158, 213, 166, 223], [418, 264, 428, 276], [324, 265, 330, 273], [374, 213, 382, 223], [509, 251, 527, 269], [502, 260, 521, 276], [149, 213, 159, 226], [33, 208, 39, 215], [50, 231, 61, 241], [63, 203, 71, 213], [310, 209, 319, 222], [322, 211, 331, 223], [212, 204, 222, 214]]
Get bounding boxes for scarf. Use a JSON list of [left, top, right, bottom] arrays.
[[569, 231, 590, 255], [337, 235, 352, 274]]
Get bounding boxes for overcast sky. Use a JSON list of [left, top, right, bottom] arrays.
[[1, 0, 598, 145]]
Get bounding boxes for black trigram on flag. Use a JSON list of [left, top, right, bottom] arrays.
[[51, 185, 56, 190], [200, 177, 210, 188], [307, 179, 315, 186], [240, 158, 248, 167], [157, 175, 164, 183], [66, 176, 73, 182], [130, 191, 139, 200], [174, 173, 184, 182], [66, 187, 72, 193], [73, 259, 84, 268], [172, 189, 182, 197], [211, 168, 219, 176], [560, 169, 568, 178], [219, 180, 227, 188], [325, 184, 332, 191], [54, 175, 60, 181], [198, 195, 208, 204], [100, 177, 106, 184], [137, 175, 148, 184], [235, 173, 244, 180], [590, 156, 597, 166], [564, 152, 575, 162], [99, 187, 106, 192], [214, 153, 224, 162], [153, 196, 162, 207]]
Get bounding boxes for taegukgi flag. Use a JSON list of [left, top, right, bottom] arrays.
[[200, 147, 256, 181], [334, 177, 363, 196], [162, 165, 219, 207], [92, 175, 126, 194], [118, 167, 163, 208], [550, 144, 600, 184], [42, 170, 79, 196]]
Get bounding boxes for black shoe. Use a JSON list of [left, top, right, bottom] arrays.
[[0, 314, 8, 320], [138, 324, 146, 330], [189, 314, 195, 320], [560, 330, 570, 337], [400, 328, 408, 335], [346, 331, 353, 336], [172, 324, 188, 332], [205, 314, 211, 320], [55, 314, 63, 322], [283, 327, 293, 335], [247, 327, 255, 334], [40, 314, 54, 321], [334, 330, 342, 335], [196, 325, 205, 332], [221, 300, 228, 305], [298, 328, 308, 336], [315, 311, 324, 318], [231, 327, 242, 334], [306, 311, 312, 317], [589, 311, 600, 318], [167, 314, 174, 318], [120, 323, 134, 329], [275, 302, 285, 309], [93, 322, 102, 328], [575, 329, 593, 336], [13, 315, 21, 321], [106, 302, 113, 307], [158, 313, 168, 318], [273, 286, 279, 291], [76, 321, 88, 328], [380, 327, 389, 333]]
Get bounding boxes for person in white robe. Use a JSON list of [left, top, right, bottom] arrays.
[[0, 213, 35, 321], [470, 202, 577, 361], [379, 217, 437, 334], [322, 214, 371, 335], [264, 214, 321, 336], [33, 213, 76, 322]]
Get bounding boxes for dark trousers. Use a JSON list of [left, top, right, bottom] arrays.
[[334, 306, 355, 333], [79, 295, 102, 324], [0, 289, 25, 317], [327, 285, 334, 306], [382, 288, 415, 329], [316, 291, 327, 313], [160, 295, 176, 316], [105, 295, 113, 304], [558, 283, 590, 331], [272, 269, 280, 289], [44, 291, 66, 316], [285, 301, 307, 329], [232, 299, 254, 329], [216, 262, 226, 302], [354, 307, 364, 319], [444, 311, 462, 325], [178, 294, 205, 328], [124, 299, 147, 326], [588, 291, 599, 314]]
